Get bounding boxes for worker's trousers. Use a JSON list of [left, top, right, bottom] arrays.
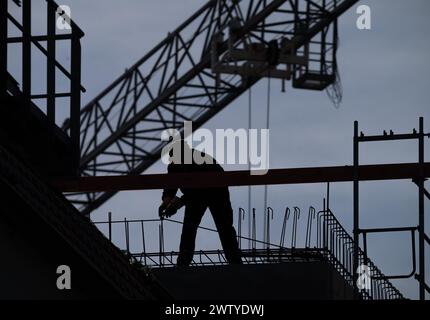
[[177, 188, 242, 266]]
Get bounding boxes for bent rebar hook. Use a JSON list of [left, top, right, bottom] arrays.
[[306, 206, 316, 248], [279, 207, 290, 248], [252, 208, 257, 252], [238, 208, 246, 249], [265, 207, 274, 249], [292, 207, 301, 248]]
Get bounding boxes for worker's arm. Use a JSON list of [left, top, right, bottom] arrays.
[[159, 163, 184, 218]]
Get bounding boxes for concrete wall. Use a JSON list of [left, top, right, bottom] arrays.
[[152, 262, 354, 300], [0, 182, 122, 300], [0, 217, 88, 299]]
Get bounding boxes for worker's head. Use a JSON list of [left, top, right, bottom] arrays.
[[166, 139, 192, 164]]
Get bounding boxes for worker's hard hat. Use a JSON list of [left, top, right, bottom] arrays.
[[167, 139, 192, 164]]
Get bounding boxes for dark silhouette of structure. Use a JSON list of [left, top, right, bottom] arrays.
[[0, 0, 169, 300], [1, 0, 428, 300], [160, 140, 242, 266]]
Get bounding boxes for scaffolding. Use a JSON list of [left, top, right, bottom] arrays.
[[92, 203, 404, 300]]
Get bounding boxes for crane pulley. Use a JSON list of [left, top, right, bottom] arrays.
[[211, 17, 307, 83]]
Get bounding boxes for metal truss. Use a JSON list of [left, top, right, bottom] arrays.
[[63, 0, 359, 215]]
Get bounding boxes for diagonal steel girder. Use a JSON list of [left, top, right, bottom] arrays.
[[64, 0, 359, 215]]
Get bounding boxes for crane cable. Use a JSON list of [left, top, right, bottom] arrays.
[[247, 86, 252, 250], [263, 74, 271, 245]]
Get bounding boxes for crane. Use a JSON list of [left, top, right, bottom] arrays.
[[63, 0, 359, 215]]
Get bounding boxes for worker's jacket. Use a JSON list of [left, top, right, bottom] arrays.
[[162, 149, 227, 205]]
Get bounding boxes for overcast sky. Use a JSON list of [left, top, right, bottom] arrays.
[[19, 0, 430, 299]]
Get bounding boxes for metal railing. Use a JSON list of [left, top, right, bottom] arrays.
[[92, 204, 404, 300], [317, 208, 404, 300]]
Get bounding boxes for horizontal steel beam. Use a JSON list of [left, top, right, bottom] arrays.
[[52, 162, 430, 192], [7, 34, 73, 43], [358, 133, 430, 142]]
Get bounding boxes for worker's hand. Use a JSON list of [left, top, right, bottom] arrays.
[[158, 198, 170, 219], [159, 196, 183, 219]]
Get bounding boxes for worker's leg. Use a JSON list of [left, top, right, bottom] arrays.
[[208, 188, 242, 264], [177, 201, 207, 267]]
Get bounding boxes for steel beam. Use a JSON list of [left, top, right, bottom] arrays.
[[52, 162, 430, 193], [47, 0, 56, 123], [0, 0, 7, 98], [353, 120, 360, 297], [22, 0, 31, 98], [418, 117, 425, 300]]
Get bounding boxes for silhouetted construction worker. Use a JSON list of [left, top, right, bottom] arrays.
[[159, 139, 242, 266]]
